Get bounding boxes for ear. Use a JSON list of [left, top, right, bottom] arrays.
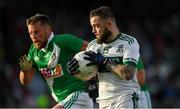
[[106, 19, 113, 30], [46, 25, 52, 32]]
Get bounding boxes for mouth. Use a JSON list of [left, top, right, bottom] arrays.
[[33, 40, 40, 43], [33, 41, 41, 47], [94, 33, 97, 36], [33, 41, 42, 49]]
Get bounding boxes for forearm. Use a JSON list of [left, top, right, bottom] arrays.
[[106, 62, 135, 80], [83, 51, 135, 80], [19, 68, 35, 85], [137, 69, 145, 85]]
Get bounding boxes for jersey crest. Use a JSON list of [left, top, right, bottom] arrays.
[[36, 43, 63, 79], [40, 64, 63, 78], [116, 44, 124, 54]]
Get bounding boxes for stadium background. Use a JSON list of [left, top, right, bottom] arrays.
[[0, 0, 180, 107]]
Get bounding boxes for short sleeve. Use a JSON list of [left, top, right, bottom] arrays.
[[123, 38, 140, 66]]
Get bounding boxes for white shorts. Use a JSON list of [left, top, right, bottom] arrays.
[[55, 91, 93, 109], [139, 90, 152, 108], [98, 92, 139, 109]]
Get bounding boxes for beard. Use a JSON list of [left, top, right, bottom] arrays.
[[33, 32, 48, 49], [96, 27, 112, 44], [33, 40, 47, 49]]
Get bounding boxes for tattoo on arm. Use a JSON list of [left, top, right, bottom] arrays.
[[106, 62, 136, 80]]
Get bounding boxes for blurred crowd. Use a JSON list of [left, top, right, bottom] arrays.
[[0, 0, 180, 108]]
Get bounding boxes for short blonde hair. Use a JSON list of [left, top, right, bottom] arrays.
[[26, 13, 52, 26]]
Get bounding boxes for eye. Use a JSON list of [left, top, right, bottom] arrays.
[[95, 24, 100, 28], [29, 31, 39, 36], [34, 31, 39, 36]]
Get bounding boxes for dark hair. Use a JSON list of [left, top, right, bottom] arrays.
[[89, 6, 115, 20], [26, 13, 52, 26]]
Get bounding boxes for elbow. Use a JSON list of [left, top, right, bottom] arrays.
[[19, 79, 29, 86], [19, 71, 31, 86], [19, 76, 29, 86]]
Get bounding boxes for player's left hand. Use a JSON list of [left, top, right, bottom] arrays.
[[18, 55, 33, 72], [67, 57, 79, 75], [84, 51, 108, 66]]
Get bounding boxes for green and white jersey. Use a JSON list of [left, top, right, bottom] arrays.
[[137, 59, 149, 91], [27, 33, 86, 102], [86, 33, 141, 100]]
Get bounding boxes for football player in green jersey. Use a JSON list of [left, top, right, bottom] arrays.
[[18, 14, 93, 109], [137, 59, 152, 108]]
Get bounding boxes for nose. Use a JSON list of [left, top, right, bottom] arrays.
[[30, 32, 38, 39], [92, 28, 96, 34], [30, 34, 36, 39]]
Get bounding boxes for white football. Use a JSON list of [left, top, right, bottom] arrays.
[[74, 51, 98, 77]]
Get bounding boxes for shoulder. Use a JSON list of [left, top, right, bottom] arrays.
[[53, 34, 82, 43], [118, 33, 138, 45], [54, 34, 77, 40], [29, 44, 36, 51], [28, 44, 36, 59], [86, 39, 98, 50]]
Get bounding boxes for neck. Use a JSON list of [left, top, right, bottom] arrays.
[[108, 27, 120, 42]]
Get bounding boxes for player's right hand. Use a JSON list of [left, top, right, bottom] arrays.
[[84, 51, 108, 66], [18, 55, 32, 72], [67, 57, 79, 75]]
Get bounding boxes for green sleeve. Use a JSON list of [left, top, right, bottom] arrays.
[[137, 58, 144, 70], [27, 44, 33, 61], [123, 61, 137, 67], [141, 84, 149, 91], [54, 34, 83, 52]]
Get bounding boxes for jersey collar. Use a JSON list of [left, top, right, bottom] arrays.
[[47, 32, 54, 45], [41, 32, 54, 51], [103, 33, 121, 44]]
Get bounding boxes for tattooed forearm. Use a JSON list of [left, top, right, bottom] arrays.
[[107, 63, 136, 80]]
